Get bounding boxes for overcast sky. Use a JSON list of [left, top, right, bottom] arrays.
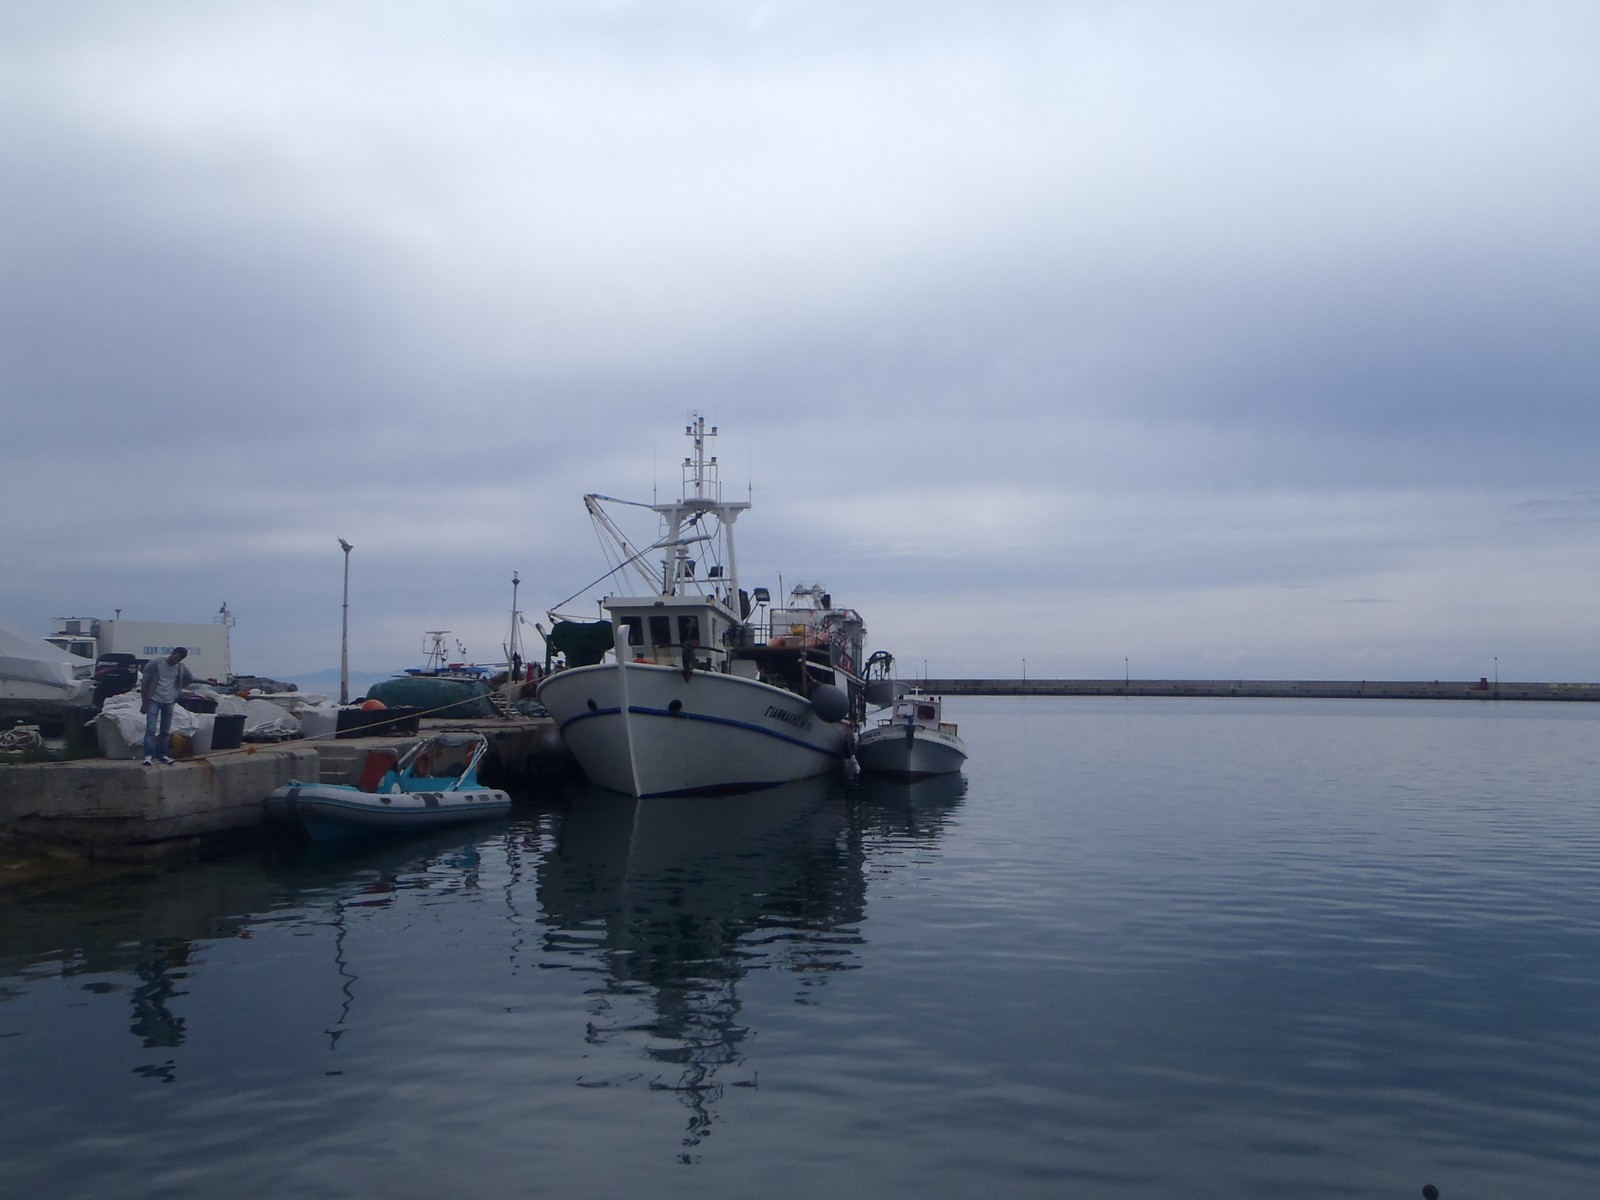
[[3, 1, 1597, 687]]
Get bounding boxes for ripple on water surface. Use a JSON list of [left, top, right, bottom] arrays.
[[4, 698, 1600, 1197]]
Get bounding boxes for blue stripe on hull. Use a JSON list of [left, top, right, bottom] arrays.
[[558, 704, 843, 758]]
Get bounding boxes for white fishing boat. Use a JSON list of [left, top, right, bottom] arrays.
[[536, 417, 881, 798], [264, 733, 511, 840], [855, 690, 967, 780]]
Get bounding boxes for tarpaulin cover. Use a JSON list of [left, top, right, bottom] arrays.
[[0, 615, 85, 692], [547, 620, 614, 668], [366, 675, 495, 718]]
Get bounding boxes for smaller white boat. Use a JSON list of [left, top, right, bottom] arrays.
[[265, 733, 511, 840], [855, 690, 967, 780]]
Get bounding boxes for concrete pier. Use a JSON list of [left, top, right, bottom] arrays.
[[1, 746, 317, 864], [0, 716, 557, 869]]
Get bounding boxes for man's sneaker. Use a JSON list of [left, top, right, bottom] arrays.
[[158, 756, 176, 765], [142, 756, 154, 766]]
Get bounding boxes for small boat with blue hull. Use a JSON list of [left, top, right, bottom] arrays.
[[265, 733, 511, 840]]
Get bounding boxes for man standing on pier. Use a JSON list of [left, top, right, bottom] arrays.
[[139, 647, 193, 765]]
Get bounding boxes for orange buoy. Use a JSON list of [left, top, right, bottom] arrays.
[[361, 698, 386, 710]]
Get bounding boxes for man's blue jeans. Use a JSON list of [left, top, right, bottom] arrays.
[[142, 702, 176, 759]]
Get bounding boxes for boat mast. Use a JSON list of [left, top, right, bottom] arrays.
[[424, 630, 449, 671], [653, 415, 747, 609], [566, 416, 751, 615], [504, 571, 527, 679]]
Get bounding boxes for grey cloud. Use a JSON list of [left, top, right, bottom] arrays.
[[4, 1, 1599, 680]]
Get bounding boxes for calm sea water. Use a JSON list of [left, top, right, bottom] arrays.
[[5, 697, 1600, 1199]]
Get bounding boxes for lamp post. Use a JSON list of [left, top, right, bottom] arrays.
[[338, 538, 353, 706], [1022, 658, 1027, 682]]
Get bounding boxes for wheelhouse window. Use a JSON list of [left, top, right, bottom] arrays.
[[620, 617, 644, 651], [678, 615, 700, 645], [648, 615, 672, 647]]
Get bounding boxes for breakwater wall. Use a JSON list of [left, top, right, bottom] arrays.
[[921, 679, 1600, 701]]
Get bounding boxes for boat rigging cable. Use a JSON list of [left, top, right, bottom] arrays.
[[545, 536, 688, 618], [546, 501, 726, 618]]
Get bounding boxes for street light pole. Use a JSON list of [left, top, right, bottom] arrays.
[[338, 538, 353, 706]]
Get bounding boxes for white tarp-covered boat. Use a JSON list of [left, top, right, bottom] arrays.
[[265, 733, 511, 840], [0, 615, 91, 701]]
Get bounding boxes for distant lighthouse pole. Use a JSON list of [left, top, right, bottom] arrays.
[[338, 538, 354, 705]]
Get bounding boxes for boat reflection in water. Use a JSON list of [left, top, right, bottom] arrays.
[[0, 773, 966, 1176], [536, 777, 867, 1146], [851, 770, 969, 842], [531, 771, 969, 1148]]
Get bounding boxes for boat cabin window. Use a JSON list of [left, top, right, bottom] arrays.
[[648, 615, 672, 647], [678, 615, 700, 645], [917, 704, 937, 721], [619, 617, 644, 652]]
